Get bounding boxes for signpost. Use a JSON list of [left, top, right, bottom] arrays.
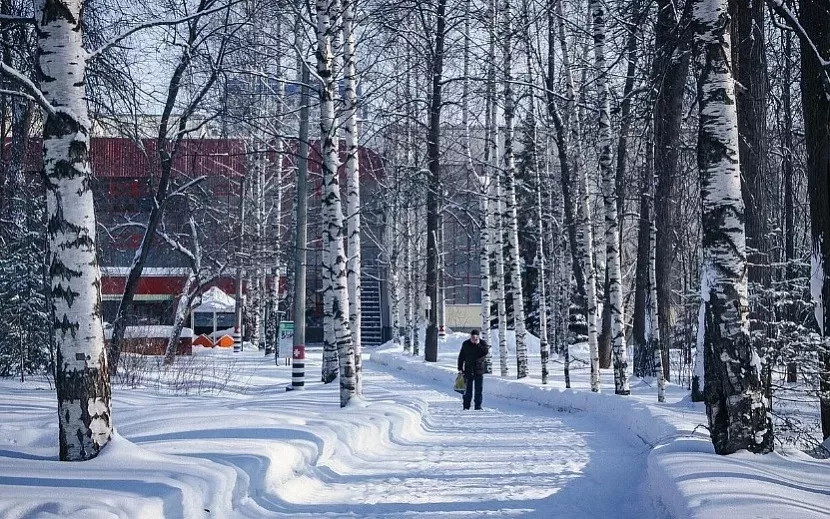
[[278, 321, 294, 365]]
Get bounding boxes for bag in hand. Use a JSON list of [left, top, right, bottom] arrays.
[[454, 373, 466, 394]]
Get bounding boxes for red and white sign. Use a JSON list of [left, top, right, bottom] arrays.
[[293, 345, 305, 361]]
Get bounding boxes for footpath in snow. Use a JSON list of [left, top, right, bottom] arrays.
[[0, 332, 828, 518], [371, 331, 830, 519], [1, 343, 653, 518]]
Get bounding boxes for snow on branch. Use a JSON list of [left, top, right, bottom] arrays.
[[0, 63, 56, 116], [86, 0, 243, 63], [766, 0, 830, 94]]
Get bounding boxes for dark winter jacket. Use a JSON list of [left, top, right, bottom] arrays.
[[457, 338, 490, 376]]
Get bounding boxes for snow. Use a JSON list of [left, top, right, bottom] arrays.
[[0, 334, 828, 518], [104, 325, 194, 339]]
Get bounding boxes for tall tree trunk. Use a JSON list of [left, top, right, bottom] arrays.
[[266, 79, 285, 356], [632, 145, 653, 378], [38, 0, 112, 460], [108, 10, 213, 371], [164, 272, 197, 366], [655, 0, 691, 385], [535, 149, 550, 384], [413, 209, 423, 357], [484, 0, 499, 373], [730, 0, 768, 284], [342, 0, 362, 394], [424, 0, 448, 363], [591, 0, 628, 394], [798, 0, 830, 440], [647, 125, 666, 402], [501, 0, 527, 379], [403, 204, 413, 353], [493, 174, 509, 377], [317, 0, 355, 404], [694, 0, 773, 455], [553, 0, 589, 351]]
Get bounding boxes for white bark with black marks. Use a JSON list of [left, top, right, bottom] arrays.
[[37, 0, 112, 461], [591, 0, 628, 395], [342, 0, 362, 395], [694, 0, 773, 454], [501, 0, 527, 379]]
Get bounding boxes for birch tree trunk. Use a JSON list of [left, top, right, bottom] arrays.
[[493, 175, 509, 378], [558, 4, 599, 392], [501, 0, 527, 379], [403, 204, 413, 353], [645, 126, 666, 402], [462, 0, 490, 367], [266, 79, 284, 356], [535, 158, 550, 384], [483, 0, 499, 374], [694, 0, 773, 454], [317, 0, 353, 393], [342, 0, 362, 394], [164, 272, 197, 366], [413, 209, 423, 357], [591, 0, 628, 394], [579, 155, 600, 393], [632, 135, 653, 378], [37, 0, 112, 460]]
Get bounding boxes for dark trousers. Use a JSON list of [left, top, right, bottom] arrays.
[[463, 373, 483, 409]]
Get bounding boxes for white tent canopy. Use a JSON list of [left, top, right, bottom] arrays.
[[191, 287, 237, 343], [192, 286, 236, 314]]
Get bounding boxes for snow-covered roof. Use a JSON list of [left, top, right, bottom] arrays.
[[100, 267, 191, 277], [192, 286, 236, 313], [104, 326, 193, 339]]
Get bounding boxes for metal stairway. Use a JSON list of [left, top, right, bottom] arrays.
[[360, 265, 384, 348]]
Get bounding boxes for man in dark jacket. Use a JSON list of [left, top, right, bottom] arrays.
[[457, 329, 489, 410]]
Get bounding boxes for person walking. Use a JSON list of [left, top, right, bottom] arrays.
[[457, 329, 489, 410]]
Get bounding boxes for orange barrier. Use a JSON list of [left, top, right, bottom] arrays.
[[217, 335, 235, 348]]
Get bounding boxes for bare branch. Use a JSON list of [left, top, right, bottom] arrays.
[[86, 0, 242, 63], [0, 63, 56, 116]]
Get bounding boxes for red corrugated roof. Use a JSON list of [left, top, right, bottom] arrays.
[[8, 137, 385, 181]]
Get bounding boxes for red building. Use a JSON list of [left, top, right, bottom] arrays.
[[15, 136, 389, 345]]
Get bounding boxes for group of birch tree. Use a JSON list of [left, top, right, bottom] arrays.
[[365, 0, 830, 455], [2, 0, 830, 462]]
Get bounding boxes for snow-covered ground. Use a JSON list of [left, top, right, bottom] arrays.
[[373, 331, 830, 519], [0, 333, 828, 518]]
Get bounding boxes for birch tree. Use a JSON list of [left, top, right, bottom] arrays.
[[590, 0, 628, 394], [316, 0, 355, 404], [342, 0, 362, 393], [460, 0, 491, 365], [694, 0, 773, 455], [1, 0, 115, 461], [500, 0, 527, 379]]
